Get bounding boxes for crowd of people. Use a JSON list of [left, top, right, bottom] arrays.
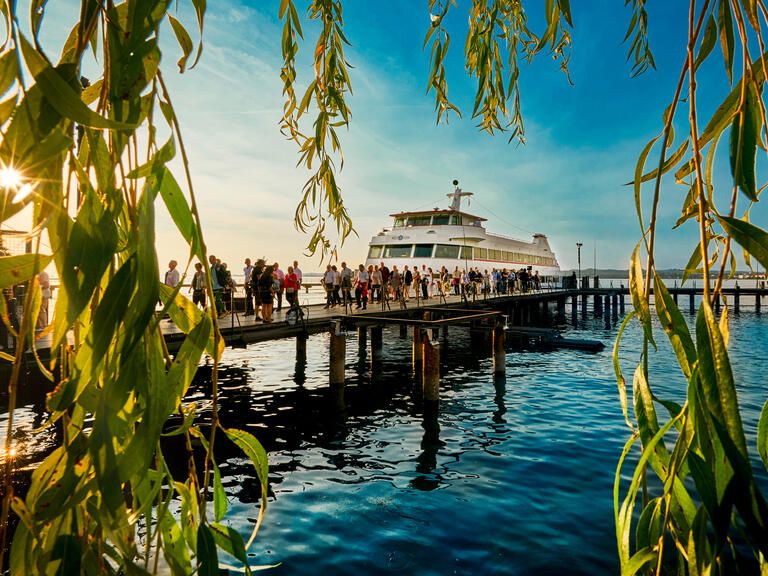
[[161, 256, 547, 321], [318, 262, 544, 309], [163, 256, 303, 323]]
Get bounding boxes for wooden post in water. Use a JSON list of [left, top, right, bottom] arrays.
[[594, 294, 603, 317], [296, 333, 307, 357], [413, 324, 423, 367], [581, 293, 587, 318], [493, 320, 506, 375], [734, 285, 740, 314], [689, 292, 695, 314], [400, 323, 408, 338], [604, 294, 611, 326], [556, 297, 566, 323], [757, 291, 762, 313], [714, 292, 721, 314], [611, 293, 618, 318], [619, 289, 625, 315], [673, 292, 678, 305], [422, 330, 440, 402], [571, 295, 577, 317], [329, 321, 346, 386], [358, 327, 367, 353], [371, 326, 383, 363]]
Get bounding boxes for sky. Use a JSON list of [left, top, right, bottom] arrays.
[[11, 1, 768, 273]]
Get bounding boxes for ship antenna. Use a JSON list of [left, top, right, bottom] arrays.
[[448, 179, 472, 211]]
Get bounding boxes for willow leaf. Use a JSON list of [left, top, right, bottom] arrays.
[[633, 138, 689, 184], [695, 14, 717, 71], [654, 275, 696, 379], [729, 85, 760, 201], [613, 311, 637, 430], [0, 254, 52, 289], [717, 0, 734, 83], [717, 215, 768, 271], [629, 243, 655, 347], [169, 15, 193, 73], [624, 547, 657, 576], [209, 523, 249, 569], [196, 524, 219, 576], [758, 399, 768, 470], [18, 34, 134, 130]]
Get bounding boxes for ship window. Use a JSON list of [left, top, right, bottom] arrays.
[[394, 218, 406, 228], [434, 244, 459, 258], [383, 244, 413, 258], [503, 251, 512, 261], [432, 215, 450, 225], [414, 244, 434, 258], [368, 245, 383, 259], [475, 248, 487, 259], [407, 216, 431, 226], [450, 215, 460, 225], [489, 249, 500, 260], [460, 246, 473, 260]]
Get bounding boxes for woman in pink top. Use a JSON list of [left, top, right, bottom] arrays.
[[284, 266, 299, 307]]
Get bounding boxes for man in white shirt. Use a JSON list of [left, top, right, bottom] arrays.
[[293, 260, 302, 288], [164, 260, 180, 288], [273, 262, 285, 311], [355, 264, 369, 309]]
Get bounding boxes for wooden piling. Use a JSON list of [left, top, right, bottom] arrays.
[[604, 295, 611, 325], [371, 326, 383, 363], [689, 292, 695, 314], [400, 323, 408, 338], [611, 293, 618, 318], [619, 291, 625, 315], [714, 292, 721, 314], [734, 286, 740, 314], [358, 327, 367, 351], [422, 331, 440, 402], [757, 291, 762, 313], [581, 293, 587, 318], [493, 322, 506, 375], [296, 333, 307, 357], [329, 322, 346, 386], [595, 294, 603, 317], [556, 297, 566, 323]]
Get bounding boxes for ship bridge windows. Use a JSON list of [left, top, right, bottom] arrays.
[[407, 215, 432, 226], [414, 244, 434, 258], [460, 246, 473, 260], [434, 244, 459, 259], [394, 218, 406, 228], [383, 244, 413, 258], [432, 214, 450, 225], [475, 248, 488, 259], [367, 245, 383, 259]]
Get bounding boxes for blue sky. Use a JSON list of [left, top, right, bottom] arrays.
[[28, 1, 768, 273]]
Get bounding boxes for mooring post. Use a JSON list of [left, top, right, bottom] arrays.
[[400, 323, 408, 338], [734, 284, 740, 314], [493, 320, 506, 375], [571, 295, 577, 317], [329, 320, 346, 386], [689, 292, 695, 314], [358, 327, 367, 352], [441, 325, 448, 340], [413, 324, 423, 367], [604, 295, 611, 326], [371, 326, 383, 363], [422, 330, 440, 402], [581, 293, 588, 318], [595, 294, 603, 317], [296, 333, 307, 357], [714, 292, 721, 314], [557, 297, 566, 323], [611, 293, 618, 318], [757, 290, 762, 314]]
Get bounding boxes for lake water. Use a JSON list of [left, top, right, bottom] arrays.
[[183, 305, 768, 575], [3, 297, 768, 574]]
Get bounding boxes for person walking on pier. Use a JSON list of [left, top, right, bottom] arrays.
[[243, 258, 254, 316], [340, 262, 354, 307], [390, 266, 402, 301], [190, 262, 206, 309], [355, 264, 369, 309], [258, 264, 275, 322], [403, 265, 412, 300], [293, 260, 303, 289], [208, 255, 226, 316], [274, 262, 285, 311], [323, 264, 335, 308], [371, 265, 382, 303], [250, 258, 265, 321], [332, 265, 341, 305], [285, 266, 299, 307], [164, 260, 180, 288]]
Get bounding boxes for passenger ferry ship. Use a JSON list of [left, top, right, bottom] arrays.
[[365, 181, 561, 275]]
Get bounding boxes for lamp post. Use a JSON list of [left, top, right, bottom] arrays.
[[576, 242, 583, 288]]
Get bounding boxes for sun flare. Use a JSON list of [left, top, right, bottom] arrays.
[[0, 166, 22, 189]]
